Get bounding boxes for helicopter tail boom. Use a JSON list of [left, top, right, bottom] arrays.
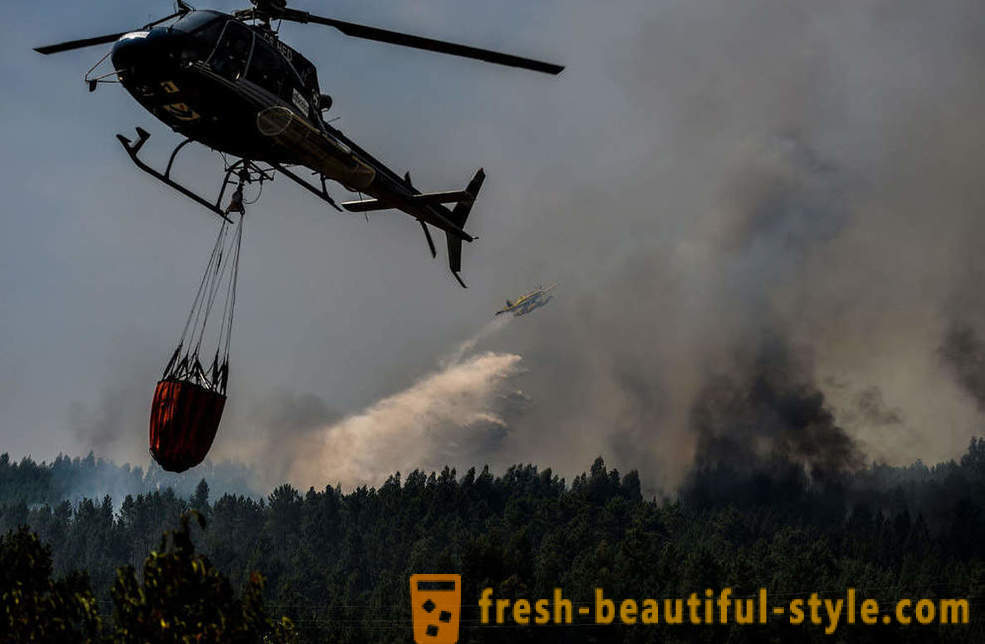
[[340, 189, 474, 213], [339, 167, 484, 287]]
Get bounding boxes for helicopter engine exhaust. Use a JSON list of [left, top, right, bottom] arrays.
[[257, 106, 375, 190]]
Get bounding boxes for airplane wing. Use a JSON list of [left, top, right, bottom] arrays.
[[512, 292, 536, 307]]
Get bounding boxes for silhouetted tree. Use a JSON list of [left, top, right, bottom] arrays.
[[0, 526, 102, 642]]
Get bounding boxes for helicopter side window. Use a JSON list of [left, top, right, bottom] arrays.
[[246, 40, 284, 98], [291, 55, 320, 95], [209, 21, 254, 81]]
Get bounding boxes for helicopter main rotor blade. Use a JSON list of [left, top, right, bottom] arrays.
[[35, 33, 129, 55], [34, 10, 186, 55], [285, 10, 564, 75]]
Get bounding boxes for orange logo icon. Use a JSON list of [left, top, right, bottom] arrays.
[[410, 574, 461, 644]]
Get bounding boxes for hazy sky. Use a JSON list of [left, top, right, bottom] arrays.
[[4, 0, 985, 493]]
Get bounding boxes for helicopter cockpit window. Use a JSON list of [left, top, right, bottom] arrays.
[[209, 21, 254, 81], [170, 11, 223, 35], [246, 40, 284, 98], [169, 11, 225, 61]]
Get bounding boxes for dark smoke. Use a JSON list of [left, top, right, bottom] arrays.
[[940, 323, 985, 412], [681, 335, 864, 508], [689, 336, 863, 480]]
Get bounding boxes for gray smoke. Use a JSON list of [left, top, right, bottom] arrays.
[[940, 324, 985, 412], [66, 353, 161, 464]]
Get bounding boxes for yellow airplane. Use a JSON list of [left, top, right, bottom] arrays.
[[496, 284, 558, 316]]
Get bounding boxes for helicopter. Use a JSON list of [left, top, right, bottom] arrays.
[[34, 0, 563, 287]]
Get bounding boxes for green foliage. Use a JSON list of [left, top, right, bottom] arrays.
[[111, 511, 294, 643], [0, 515, 293, 643], [0, 526, 102, 642]]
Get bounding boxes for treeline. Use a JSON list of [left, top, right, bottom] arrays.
[[1, 513, 294, 642], [0, 451, 256, 508], [5, 444, 985, 641]]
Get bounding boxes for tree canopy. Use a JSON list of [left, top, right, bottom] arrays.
[[4, 443, 985, 641]]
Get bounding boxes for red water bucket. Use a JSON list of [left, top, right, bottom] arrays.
[[149, 379, 226, 473]]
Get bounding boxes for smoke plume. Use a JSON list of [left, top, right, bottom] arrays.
[[690, 337, 863, 478]]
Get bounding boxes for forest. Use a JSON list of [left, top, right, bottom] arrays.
[[3, 441, 985, 642]]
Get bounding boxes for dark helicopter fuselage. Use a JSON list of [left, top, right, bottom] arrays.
[[110, 10, 474, 243], [112, 11, 319, 161]]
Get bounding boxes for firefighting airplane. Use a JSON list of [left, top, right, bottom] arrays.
[[495, 284, 557, 317]]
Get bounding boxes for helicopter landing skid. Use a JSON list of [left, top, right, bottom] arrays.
[[116, 127, 272, 222], [268, 162, 342, 212]]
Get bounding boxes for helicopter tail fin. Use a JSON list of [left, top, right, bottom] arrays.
[[443, 168, 484, 288], [448, 168, 485, 229]]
